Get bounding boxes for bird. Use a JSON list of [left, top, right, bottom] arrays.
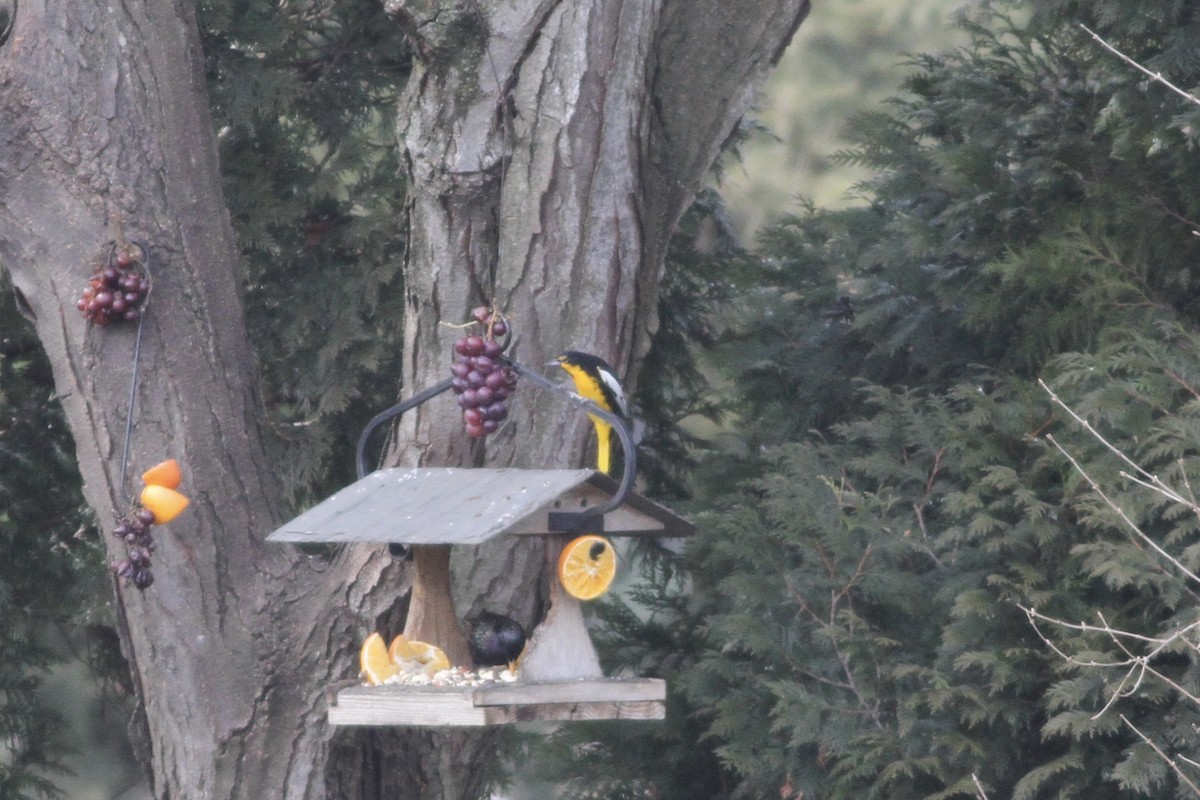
[[551, 351, 630, 475], [467, 611, 527, 671]]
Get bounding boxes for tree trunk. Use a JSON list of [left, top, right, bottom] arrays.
[[387, 0, 809, 795], [0, 0, 807, 798], [0, 2, 403, 799]]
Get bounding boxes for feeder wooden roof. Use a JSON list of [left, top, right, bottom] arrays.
[[265, 467, 694, 546]]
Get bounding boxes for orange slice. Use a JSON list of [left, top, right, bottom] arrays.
[[389, 634, 451, 676], [557, 534, 617, 600], [360, 632, 399, 685], [142, 459, 182, 490], [140, 485, 190, 524]]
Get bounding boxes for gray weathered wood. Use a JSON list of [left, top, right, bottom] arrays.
[[328, 679, 666, 727], [266, 467, 694, 545]]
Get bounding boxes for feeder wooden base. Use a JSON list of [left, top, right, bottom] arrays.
[[328, 678, 666, 727]]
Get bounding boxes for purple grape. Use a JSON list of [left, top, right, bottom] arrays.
[[451, 361, 471, 379], [133, 568, 154, 590], [472, 305, 491, 324], [491, 320, 508, 337], [475, 386, 494, 405], [483, 340, 503, 359], [462, 335, 485, 357], [485, 402, 508, 421], [111, 558, 134, 578], [463, 408, 484, 426], [485, 370, 508, 390], [137, 509, 155, 526], [473, 355, 494, 371], [482, 419, 499, 433], [458, 389, 478, 408]]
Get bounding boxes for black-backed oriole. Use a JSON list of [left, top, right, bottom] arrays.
[[552, 351, 629, 475]]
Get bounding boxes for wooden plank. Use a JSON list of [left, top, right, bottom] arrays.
[[328, 685, 512, 727], [266, 467, 695, 545], [474, 678, 665, 706], [327, 680, 668, 727], [267, 468, 595, 545]]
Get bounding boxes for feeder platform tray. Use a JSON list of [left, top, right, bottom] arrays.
[[329, 677, 666, 727]]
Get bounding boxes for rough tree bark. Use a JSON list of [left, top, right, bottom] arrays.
[[0, 2, 404, 799], [384, 0, 810, 796], [0, 0, 807, 799]]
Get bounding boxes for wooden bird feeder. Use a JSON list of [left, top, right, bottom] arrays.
[[266, 358, 694, 727]]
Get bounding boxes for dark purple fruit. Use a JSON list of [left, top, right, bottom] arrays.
[[133, 568, 154, 590]]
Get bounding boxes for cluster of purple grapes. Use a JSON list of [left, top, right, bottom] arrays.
[[110, 509, 157, 590], [77, 248, 149, 326], [451, 306, 516, 438]]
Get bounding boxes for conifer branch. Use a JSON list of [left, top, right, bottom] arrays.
[[1120, 715, 1200, 795], [1080, 24, 1200, 109]]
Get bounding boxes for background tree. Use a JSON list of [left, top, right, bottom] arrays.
[[0, 1, 809, 798], [555, 1, 1200, 798]]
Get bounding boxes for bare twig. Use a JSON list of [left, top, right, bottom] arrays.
[[1042, 432, 1200, 585], [1040, 379, 1192, 510], [1080, 24, 1200, 108], [1120, 715, 1200, 795]]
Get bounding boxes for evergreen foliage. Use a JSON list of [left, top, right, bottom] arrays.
[[573, 1, 1200, 798], [0, 275, 100, 800], [199, 0, 411, 506]]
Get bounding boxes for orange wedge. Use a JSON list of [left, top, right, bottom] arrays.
[[140, 485, 190, 524], [360, 632, 398, 685], [389, 634, 451, 676], [142, 459, 182, 489], [557, 534, 617, 600]]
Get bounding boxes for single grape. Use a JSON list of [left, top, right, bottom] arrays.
[[485, 402, 508, 421], [483, 339, 503, 359], [116, 249, 135, 268], [137, 509, 155, 526], [451, 361, 471, 379], [111, 558, 134, 578], [466, 370, 486, 389], [133, 568, 154, 590], [462, 335, 485, 357], [111, 296, 127, 313], [124, 309, 140, 322], [463, 408, 484, 426], [475, 386, 494, 406], [472, 305, 491, 323], [491, 320, 508, 337], [102, 266, 120, 285], [482, 419, 499, 434], [473, 355, 494, 371], [458, 389, 479, 408], [485, 370, 508, 390]]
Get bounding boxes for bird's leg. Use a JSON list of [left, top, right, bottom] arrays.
[[589, 414, 612, 475]]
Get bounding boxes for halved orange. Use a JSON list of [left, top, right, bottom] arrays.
[[140, 485, 190, 524], [557, 534, 617, 600], [142, 459, 182, 490], [389, 634, 451, 676], [360, 632, 399, 685]]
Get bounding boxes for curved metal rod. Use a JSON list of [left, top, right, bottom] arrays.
[[353, 356, 637, 533], [504, 357, 637, 532], [355, 378, 455, 479]]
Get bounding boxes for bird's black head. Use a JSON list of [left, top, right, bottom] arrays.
[[556, 350, 616, 375]]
